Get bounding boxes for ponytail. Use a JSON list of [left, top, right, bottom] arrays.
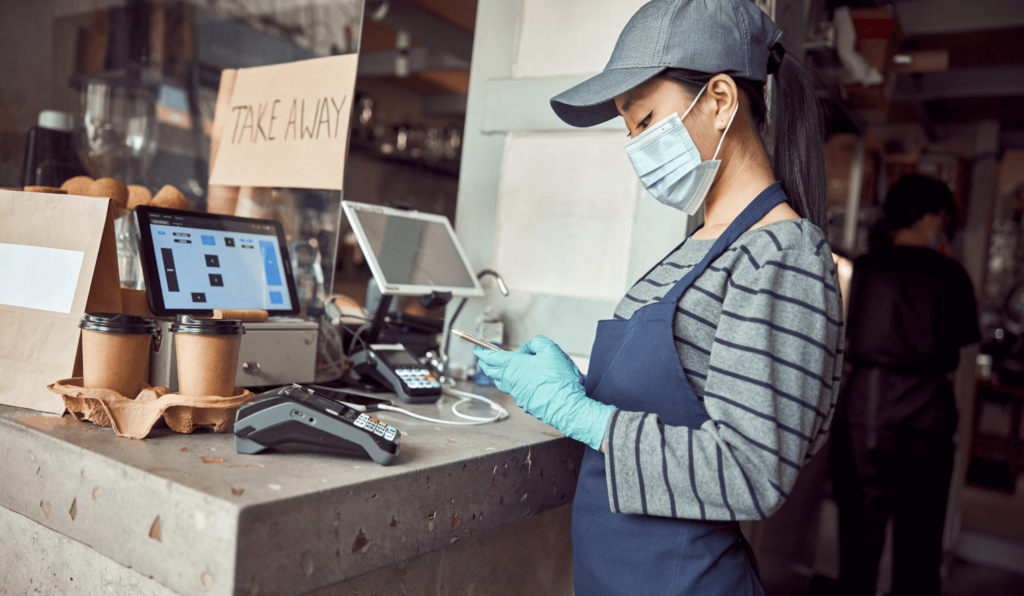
[[661, 47, 828, 237], [769, 47, 828, 236]]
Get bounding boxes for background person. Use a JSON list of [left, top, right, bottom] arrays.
[[831, 174, 981, 596]]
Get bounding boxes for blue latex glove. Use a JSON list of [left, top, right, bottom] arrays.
[[474, 336, 613, 451]]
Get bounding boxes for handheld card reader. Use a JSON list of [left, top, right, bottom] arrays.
[[349, 344, 442, 404], [234, 384, 401, 466]]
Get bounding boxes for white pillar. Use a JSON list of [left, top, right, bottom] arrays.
[[451, 0, 691, 371]]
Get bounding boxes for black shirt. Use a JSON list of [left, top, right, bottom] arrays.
[[846, 245, 979, 372], [841, 245, 980, 433]]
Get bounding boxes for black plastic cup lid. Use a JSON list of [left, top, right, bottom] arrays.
[[169, 315, 245, 335], [80, 313, 157, 335]]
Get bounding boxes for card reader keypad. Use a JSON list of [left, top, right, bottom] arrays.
[[395, 368, 441, 390], [354, 413, 398, 442]]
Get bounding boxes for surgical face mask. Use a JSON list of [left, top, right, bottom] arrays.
[[623, 84, 737, 216]]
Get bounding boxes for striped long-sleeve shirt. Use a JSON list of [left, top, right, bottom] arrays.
[[602, 219, 844, 521]]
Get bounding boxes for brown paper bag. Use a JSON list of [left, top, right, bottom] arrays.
[[0, 190, 123, 413]]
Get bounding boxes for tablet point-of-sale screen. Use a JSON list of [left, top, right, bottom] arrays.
[[147, 214, 291, 311]]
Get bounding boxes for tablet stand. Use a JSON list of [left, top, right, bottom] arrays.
[[360, 291, 452, 347]]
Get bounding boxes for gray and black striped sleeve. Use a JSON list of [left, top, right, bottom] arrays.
[[604, 248, 843, 521]]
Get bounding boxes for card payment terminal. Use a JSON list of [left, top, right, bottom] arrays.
[[349, 344, 442, 404], [234, 384, 401, 465]]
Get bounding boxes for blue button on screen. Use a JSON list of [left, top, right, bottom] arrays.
[[202, 235, 215, 246], [259, 240, 283, 287], [269, 291, 283, 304]]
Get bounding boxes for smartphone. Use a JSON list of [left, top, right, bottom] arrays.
[[450, 328, 505, 351], [307, 384, 394, 412]]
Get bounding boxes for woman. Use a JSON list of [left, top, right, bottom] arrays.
[[475, 0, 843, 593], [831, 175, 979, 596]]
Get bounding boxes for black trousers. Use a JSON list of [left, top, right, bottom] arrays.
[[830, 419, 954, 596]]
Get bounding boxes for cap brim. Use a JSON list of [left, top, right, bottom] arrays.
[[550, 66, 666, 128]]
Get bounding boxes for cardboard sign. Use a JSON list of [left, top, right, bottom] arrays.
[[0, 190, 122, 414], [209, 54, 358, 190]]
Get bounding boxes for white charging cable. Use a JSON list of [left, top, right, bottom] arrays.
[[376, 385, 509, 426]]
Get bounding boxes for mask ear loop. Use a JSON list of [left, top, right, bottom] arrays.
[[681, 84, 708, 121], [696, 97, 740, 218], [711, 103, 738, 161]]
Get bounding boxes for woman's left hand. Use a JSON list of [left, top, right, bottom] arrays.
[[474, 336, 613, 451]]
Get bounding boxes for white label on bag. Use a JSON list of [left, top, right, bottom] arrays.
[[0, 243, 84, 313]]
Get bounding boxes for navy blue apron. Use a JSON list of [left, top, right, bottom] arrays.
[[572, 183, 787, 595]]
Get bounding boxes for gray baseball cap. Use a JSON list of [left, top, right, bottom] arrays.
[[551, 0, 782, 128]]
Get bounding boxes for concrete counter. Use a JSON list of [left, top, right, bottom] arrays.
[[0, 384, 583, 595]]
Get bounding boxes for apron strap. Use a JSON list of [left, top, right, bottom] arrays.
[[632, 236, 691, 291], [659, 182, 787, 305]]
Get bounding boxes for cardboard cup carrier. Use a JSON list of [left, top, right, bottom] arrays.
[[80, 313, 157, 398], [48, 313, 253, 439], [171, 315, 245, 397]]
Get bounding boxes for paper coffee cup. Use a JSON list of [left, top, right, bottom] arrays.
[[80, 313, 157, 398], [170, 315, 245, 397]]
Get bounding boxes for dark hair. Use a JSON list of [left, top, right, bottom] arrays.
[[661, 49, 827, 235], [869, 174, 956, 246]]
